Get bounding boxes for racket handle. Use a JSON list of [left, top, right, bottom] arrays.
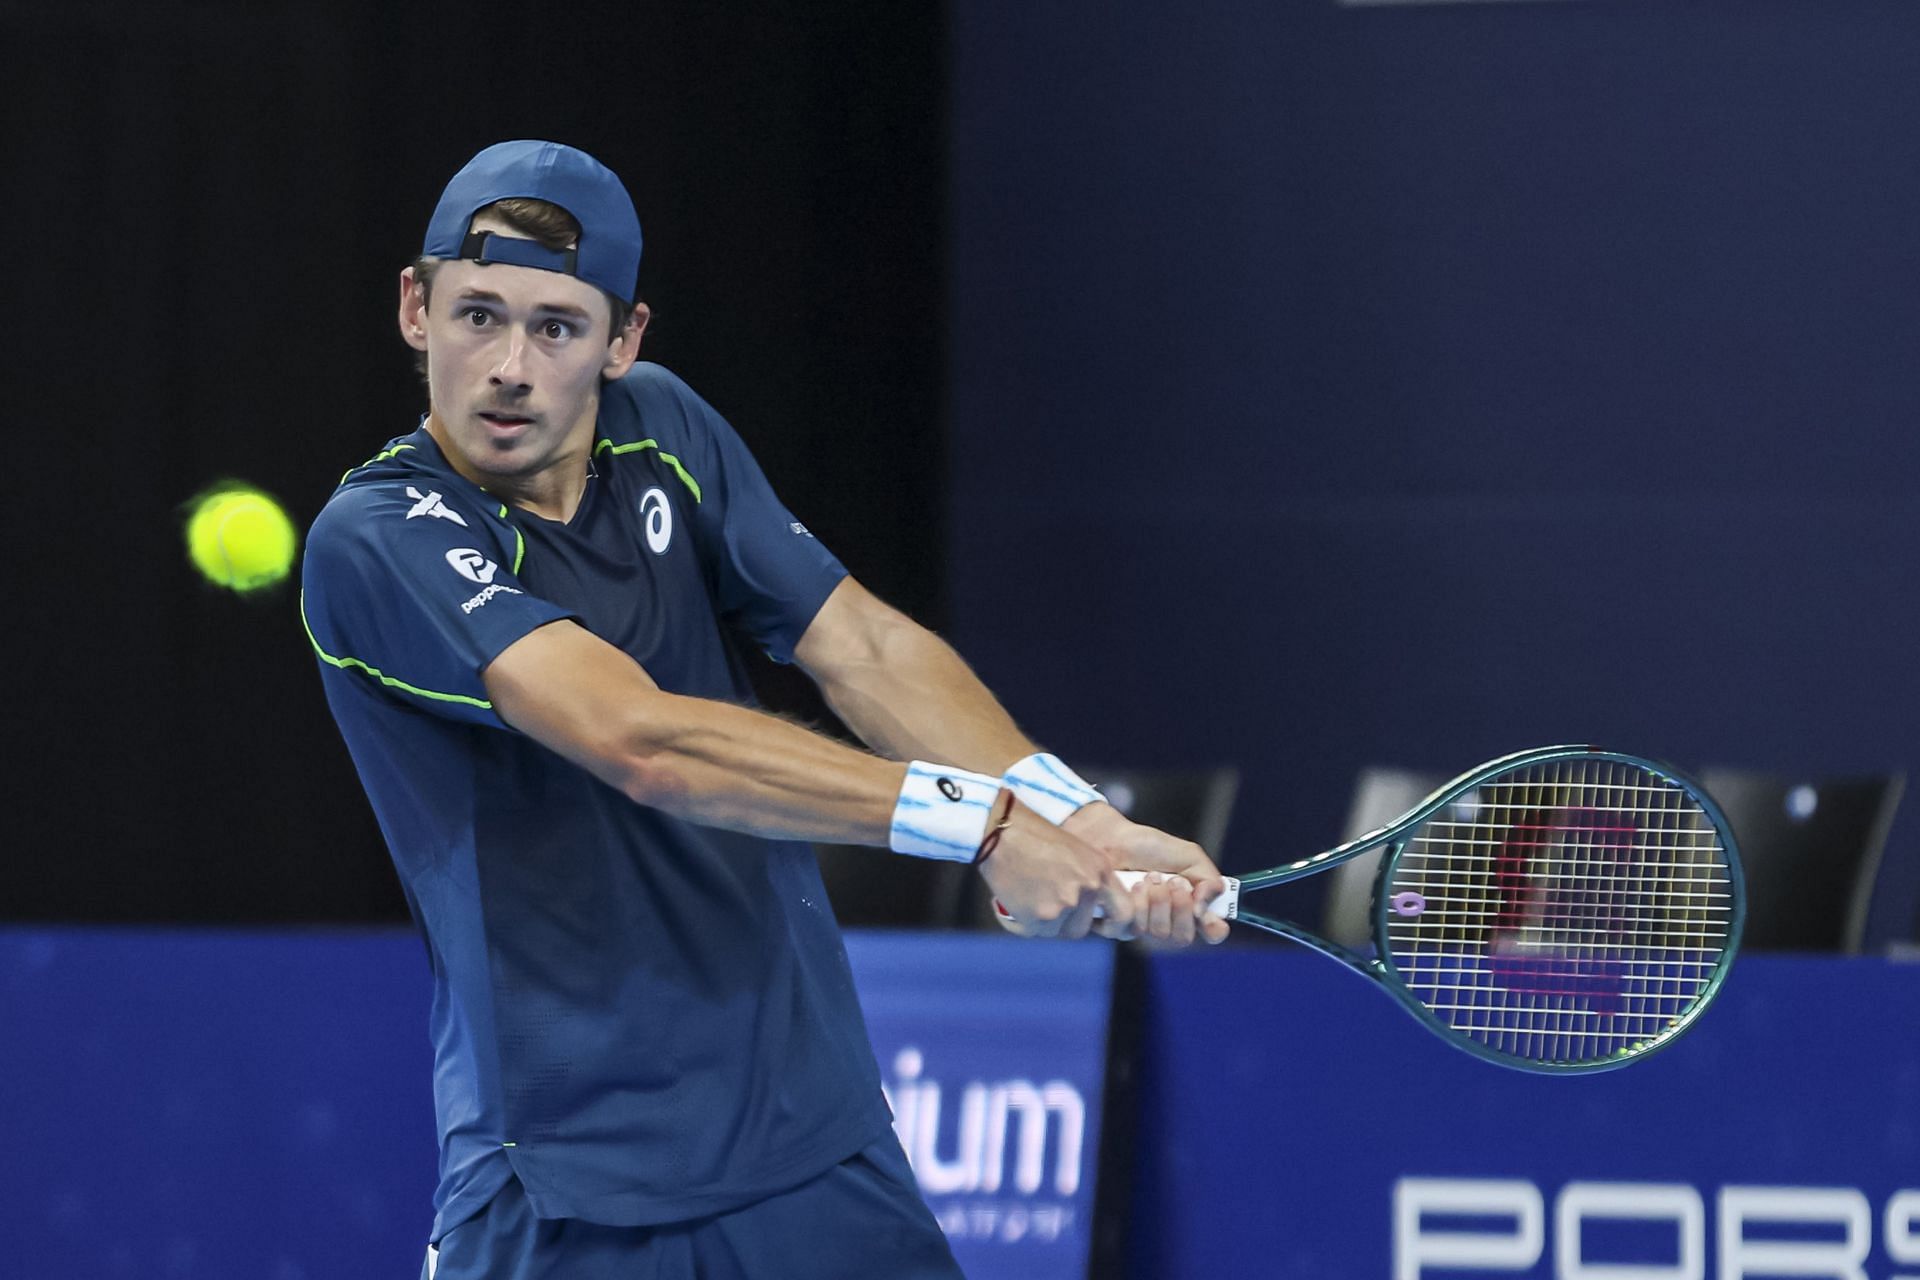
[[990, 874, 1242, 926], [1108, 871, 1240, 920]]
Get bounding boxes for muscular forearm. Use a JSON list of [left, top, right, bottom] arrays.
[[621, 692, 906, 843], [811, 621, 1037, 774], [485, 618, 904, 845]]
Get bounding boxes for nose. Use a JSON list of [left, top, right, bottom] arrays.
[[489, 330, 532, 389]]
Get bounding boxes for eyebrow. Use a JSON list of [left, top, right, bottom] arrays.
[[451, 289, 596, 324]]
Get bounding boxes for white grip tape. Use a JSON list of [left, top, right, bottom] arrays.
[[1101, 872, 1241, 920], [889, 762, 1004, 863], [1000, 752, 1102, 825]]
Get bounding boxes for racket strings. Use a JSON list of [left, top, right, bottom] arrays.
[[1383, 757, 1735, 1067]]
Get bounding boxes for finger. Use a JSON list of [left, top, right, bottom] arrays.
[[1085, 877, 1131, 940], [1199, 914, 1231, 945], [1007, 898, 1063, 938], [1058, 891, 1102, 941], [1144, 838, 1209, 878], [1145, 875, 1174, 942], [1167, 876, 1197, 946], [1189, 871, 1228, 911], [1093, 874, 1152, 941], [1167, 843, 1224, 895], [992, 898, 1050, 938]]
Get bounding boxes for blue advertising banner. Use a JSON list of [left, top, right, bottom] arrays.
[[843, 932, 1119, 1279], [0, 928, 1119, 1280], [15, 929, 1907, 1279], [0, 927, 438, 1279], [1128, 950, 1920, 1280]]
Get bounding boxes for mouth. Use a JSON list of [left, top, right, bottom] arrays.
[[477, 411, 535, 437]]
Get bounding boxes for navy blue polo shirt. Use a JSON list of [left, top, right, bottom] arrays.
[[300, 364, 891, 1239]]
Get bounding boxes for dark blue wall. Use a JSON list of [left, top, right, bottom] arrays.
[[948, 0, 1920, 936]]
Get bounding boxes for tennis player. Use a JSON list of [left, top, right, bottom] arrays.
[[301, 140, 1228, 1280]]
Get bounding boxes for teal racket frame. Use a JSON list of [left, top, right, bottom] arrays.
[[1229, 745, 1746, 1074]]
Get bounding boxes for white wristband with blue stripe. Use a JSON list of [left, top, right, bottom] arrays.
[[1001, 753, 1102, 825], [890, 762, 1006, 862]]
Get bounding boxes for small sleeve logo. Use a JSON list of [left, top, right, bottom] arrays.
[[445, 548, 499, 585], [405, 487, 469, 527]]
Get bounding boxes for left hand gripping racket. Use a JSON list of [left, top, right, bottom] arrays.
[[1117, 746, 1745, 1073]]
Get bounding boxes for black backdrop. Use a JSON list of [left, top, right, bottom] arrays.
[[4, 1, 945, 921], [15, 1, 1920, 944]]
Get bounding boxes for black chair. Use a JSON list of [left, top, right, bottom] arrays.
[[813, 845, 976, 929], [1695, 769, 1905, 953], [1320, 766, 1444, 950]]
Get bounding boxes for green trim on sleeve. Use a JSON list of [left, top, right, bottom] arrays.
[[339, 443, 418, 484], [299, 591, 494, 711], [594, 437, 703, 503]]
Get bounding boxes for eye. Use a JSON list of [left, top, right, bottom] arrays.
[[540, 319, 574, 340], [463, 308, 491, 327]]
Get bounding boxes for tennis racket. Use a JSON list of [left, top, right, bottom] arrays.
[[1114, 746, 1745, 1073]]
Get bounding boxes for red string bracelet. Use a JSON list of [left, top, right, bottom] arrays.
[[973, 790, 1017, 865]]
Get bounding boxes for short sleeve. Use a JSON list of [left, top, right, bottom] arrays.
[[301, 485, 577, 727], [624, 369, 849, 663]]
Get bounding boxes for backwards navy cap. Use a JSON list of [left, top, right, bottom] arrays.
[[423, 140, 642, 304]]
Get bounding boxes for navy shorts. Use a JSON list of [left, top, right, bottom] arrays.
[[422, 1135, 964, 1280]]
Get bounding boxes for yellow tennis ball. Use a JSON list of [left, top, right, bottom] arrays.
[[186, 487, 299, 592]]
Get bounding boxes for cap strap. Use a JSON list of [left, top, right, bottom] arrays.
[[458, 230, 579, 278]]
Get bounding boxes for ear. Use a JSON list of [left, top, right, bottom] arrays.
[[398, 266, 430, 353], [601, 302, 652, 382]]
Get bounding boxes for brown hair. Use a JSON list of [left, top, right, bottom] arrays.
[[410, 198, 635, 378]]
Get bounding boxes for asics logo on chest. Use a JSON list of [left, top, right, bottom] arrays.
[[639, 487, 673, 555]]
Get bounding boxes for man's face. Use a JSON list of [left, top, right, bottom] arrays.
[[398, 215, 643, 484]]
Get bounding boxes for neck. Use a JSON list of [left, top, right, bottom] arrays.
[[424, 410, 596, 523]]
